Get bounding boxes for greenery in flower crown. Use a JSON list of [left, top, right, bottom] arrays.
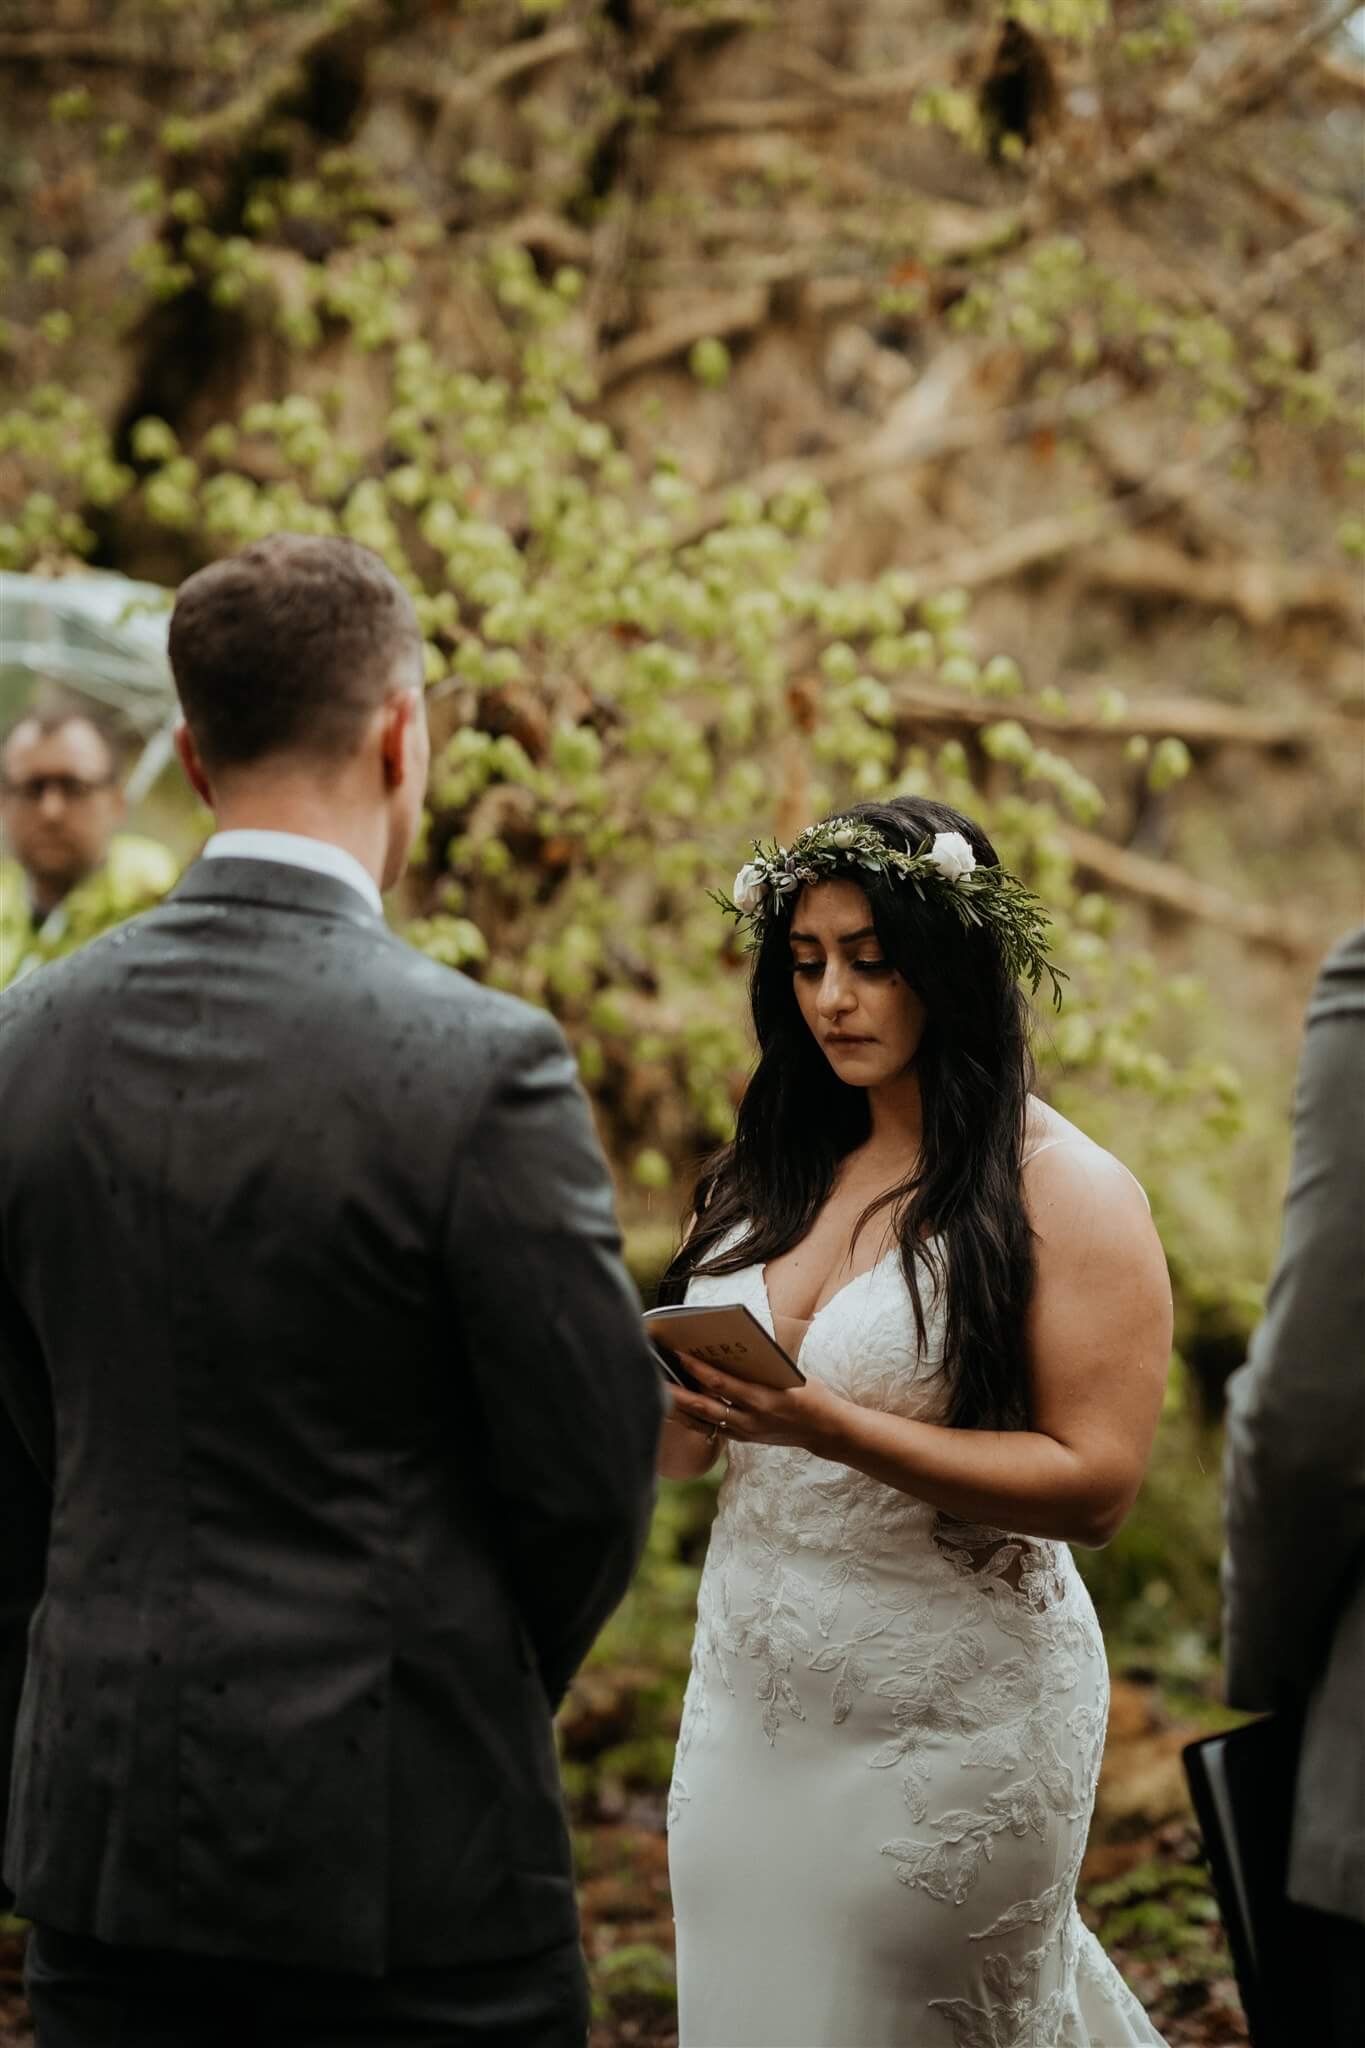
[[713, 818, 1067, 1009]]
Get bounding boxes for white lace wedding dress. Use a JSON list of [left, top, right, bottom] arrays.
[[668, 1189, 1166, 2047]]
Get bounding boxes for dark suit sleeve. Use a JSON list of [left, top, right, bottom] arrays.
[[443, 1010, 664, 1708], [0, 1273, 52, 1909], [1222, 929, 1365, 1713]]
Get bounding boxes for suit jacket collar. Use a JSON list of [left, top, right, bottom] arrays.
[[168, 855, 385, 930]]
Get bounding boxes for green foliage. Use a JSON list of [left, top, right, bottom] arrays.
[[1009, 0, 1111, 40], [591, 1476, 717, 1687], [1083, 1854, 1232, 1994], [593, 1940, 677, 2007], [1075, 1364, 1225, 1669], [0, 0, 1346, 1390]]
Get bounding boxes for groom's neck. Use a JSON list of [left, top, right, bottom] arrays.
[[206, 777, 388, 890]]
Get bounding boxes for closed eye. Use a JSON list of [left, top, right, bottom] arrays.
[[792, 960, 891, 976]]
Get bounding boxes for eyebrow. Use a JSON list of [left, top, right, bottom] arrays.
[[789, 926, 879, 946]]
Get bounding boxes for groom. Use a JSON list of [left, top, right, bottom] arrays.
[[0, 535, 664, 2045]]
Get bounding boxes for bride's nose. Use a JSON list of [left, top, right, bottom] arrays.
[[816, 968, 857, 1020]]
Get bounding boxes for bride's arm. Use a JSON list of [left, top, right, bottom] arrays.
[[669, 1146, 1172, 1547], [659, 1409, 722, 1480]]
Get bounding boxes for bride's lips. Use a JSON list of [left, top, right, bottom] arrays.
[[826, 1034, 874, 1047]]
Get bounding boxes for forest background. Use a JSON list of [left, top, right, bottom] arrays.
[[0, 0, 1361, 2041]]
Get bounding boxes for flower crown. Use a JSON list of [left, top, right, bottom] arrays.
[[713, 817, 1065, 1006]]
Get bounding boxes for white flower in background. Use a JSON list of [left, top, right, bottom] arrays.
[[733, 863, 769, 914], [927, 830, 976, 882]]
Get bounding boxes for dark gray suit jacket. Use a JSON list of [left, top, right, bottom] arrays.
[[1222, 925, 1365, 1927], [0, 857, 663, 1974]]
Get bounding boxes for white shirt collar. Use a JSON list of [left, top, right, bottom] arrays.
[[201, 829, 383, 917]]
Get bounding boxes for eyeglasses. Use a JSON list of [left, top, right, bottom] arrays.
[[0, 774, 117, 806]]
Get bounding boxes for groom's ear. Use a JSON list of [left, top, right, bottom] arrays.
[[379, 687, 421, 791], [175, 722, 214, 808]]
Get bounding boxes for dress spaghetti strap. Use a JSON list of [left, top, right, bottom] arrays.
[[1021, 1134, 1078, 1166], [1022, 1132, 1151, 1209]]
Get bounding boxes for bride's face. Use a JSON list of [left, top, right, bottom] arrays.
[[788, 879, 927, 1086]]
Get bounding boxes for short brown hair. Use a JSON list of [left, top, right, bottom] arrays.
[[1, 693, 122, 776], [168, 535, 422, 769]]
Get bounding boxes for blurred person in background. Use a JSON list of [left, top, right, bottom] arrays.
[[1222, 926, 1365, 2046], [0, 696, 178, 989]]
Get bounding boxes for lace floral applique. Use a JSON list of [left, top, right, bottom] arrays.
[[807, 1620, 885, 1725], [714, 1554, 810, 1743], [929, 1947, 1078, 2048], [880, 1728, 1088, 1907], [877, 1631, 1102, 1907], [871, 1625, 991, 1771], [882, 1784, 1047, 1909], [1076, 1919, 1153, 2029], [812, 1544, 882, 1639], [666, 1768, 690, 1831], [933, 1520, 1103, 1668]]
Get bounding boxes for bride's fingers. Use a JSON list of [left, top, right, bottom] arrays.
[[683, 1356, 759, 1408], [672, 1385, 747, 1436], [671, 1390, 722, 1427]]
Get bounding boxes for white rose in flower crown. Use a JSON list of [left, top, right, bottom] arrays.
[[831, 823, 858, 849], [927, 830, 976, 883], [733, 863, 769, 915]]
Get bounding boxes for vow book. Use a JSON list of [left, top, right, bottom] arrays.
[[643, 1303, 805, 1395]]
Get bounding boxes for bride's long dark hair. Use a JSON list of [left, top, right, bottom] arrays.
[[658, 795, 1036, 1432]]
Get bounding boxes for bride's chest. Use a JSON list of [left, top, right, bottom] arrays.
[[686, 1251, 947, 1423], [761, 1195, 897, 1324]]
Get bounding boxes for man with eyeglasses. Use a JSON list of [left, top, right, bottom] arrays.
[[0, 701, 178, 989]]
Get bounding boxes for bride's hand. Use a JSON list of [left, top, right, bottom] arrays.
[[669, 1354, 850, 1456]]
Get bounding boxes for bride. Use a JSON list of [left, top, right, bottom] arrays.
[[658, 796, 1171, 2048]]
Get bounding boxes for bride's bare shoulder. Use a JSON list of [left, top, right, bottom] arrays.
[[1021, 1099, 1152, 1238]]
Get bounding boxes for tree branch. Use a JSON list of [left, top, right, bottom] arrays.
[[667, 370, 1118, 541], [0, 31, 199, 72], [1226, 215, 1362, 321], [596, 287, 769, 385], [668, 92, 857, 132], [1085, 536, 1362, 635], [773, 44, 967, 105], [1238, 162, 1348, 232], [909, 503, 1114, 595], [380, 24, 586, 132], [891, 681, 1355, 756], [899, 512, 1360, 633], [1311, 49, 1365, 101], [1099, 0, 1360, 202], [162, 0, 397, 166], [667, 45, 956, 132], [498, 208, 594, 269], [1062, 827, 1316, 959], [1081, 415, 1274, 561]]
